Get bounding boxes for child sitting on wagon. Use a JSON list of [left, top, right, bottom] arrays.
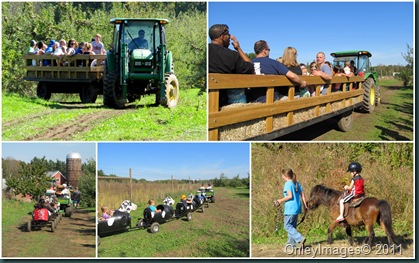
[[99, 205, 114, 220]]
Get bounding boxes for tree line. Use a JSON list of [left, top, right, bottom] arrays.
[[2, 2, 206, 96], [2, 156, 96, 207], [98, 169, 249, 188]]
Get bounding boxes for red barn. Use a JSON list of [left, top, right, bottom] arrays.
[[46, 171, 66, 185]]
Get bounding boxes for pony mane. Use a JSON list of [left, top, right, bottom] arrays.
[[311, 184, 340, 196]]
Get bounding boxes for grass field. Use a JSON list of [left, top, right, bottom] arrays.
[[98, 187, 250, 257], [2, 88, 206, 141]]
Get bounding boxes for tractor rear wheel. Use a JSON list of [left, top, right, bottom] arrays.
[[361, 78, 376, 113], [161, 73, 179, 108], [37, 82, 51, 100], [79, 84, 98, 103], [104, 71, 126, 109]]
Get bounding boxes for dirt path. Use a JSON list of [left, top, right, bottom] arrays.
[[2, 208, 96, 258], [252, 236, 414, 258], [25, 110, 126, 140]]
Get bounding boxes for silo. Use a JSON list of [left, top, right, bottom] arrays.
[[66, 152, 82, 188]]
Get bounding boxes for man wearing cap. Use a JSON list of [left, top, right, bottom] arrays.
[[250, 40, 307, 103], [60, 184, 70, 197], [128, 29, 149, 50], [208, 24, 254, 107], [91, 34, 106, 55]]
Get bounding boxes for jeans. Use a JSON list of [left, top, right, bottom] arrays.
[[284, 214, 304, 246]]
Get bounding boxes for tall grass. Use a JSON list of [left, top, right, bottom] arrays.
[[251, 143, 414, 244], [98, 180, 201, 215]]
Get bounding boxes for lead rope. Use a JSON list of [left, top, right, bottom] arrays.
[[274, 201, 281, 234]]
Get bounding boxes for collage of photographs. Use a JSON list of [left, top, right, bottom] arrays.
[[1, 1, 414, 260]]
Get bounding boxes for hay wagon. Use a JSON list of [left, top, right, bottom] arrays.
[[208, 74, 371, 141], [23, 54, 105, 103]]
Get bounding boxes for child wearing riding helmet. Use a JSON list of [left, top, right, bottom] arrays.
[[275, 168, 308, 248], [336, 162, 365, 222]]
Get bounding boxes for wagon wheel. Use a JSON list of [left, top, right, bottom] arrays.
[[27, 221, 32, 232], [136, 218, 145, 228], [336, 111, 353, 132], [187, 213, 192, 221], [150, 222, 160, 234], [37, 82, 51, 100], [79, 84, 98, 103]]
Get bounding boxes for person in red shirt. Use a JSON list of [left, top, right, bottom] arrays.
[[336, 162, 365, 222]]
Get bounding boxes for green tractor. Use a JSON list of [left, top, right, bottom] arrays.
[[330, 50, 380, 113], [104, 18, 179, 109]]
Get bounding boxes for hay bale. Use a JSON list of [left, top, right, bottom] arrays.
[[219, 118, 266, 141]]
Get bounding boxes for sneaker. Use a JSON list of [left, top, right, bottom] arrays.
[[336, 216, 345, 222], [299, 237, 306, 249]]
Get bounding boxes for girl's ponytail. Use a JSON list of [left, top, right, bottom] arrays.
[[282, 168, 299, 192]]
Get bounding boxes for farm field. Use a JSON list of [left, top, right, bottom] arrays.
[[2, 199, 96, 258], [2, 88, 206, 141], [98, 187, 250, 258]]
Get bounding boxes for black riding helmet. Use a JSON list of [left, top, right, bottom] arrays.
[[347, 162, 362, 172]]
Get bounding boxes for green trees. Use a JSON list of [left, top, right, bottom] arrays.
[[78, 158, 96, 207], [3, 156, 97, 208], [395, 44, 413, 87], [2, 2, 206, 96]]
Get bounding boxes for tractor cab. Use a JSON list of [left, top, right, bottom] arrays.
[[105, 18, 178, 109], [330, 50, 373, 78]]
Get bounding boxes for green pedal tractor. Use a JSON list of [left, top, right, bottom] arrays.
[[104, 18, 179, 109]]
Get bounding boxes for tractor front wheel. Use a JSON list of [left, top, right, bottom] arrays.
[[160, 73, 179, 108], [103, 71, 126, 109]]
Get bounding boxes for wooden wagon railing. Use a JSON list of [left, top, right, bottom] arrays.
[[208, 74, 365, 141], [23, 54, 106, 82]]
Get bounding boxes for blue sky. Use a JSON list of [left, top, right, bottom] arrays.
[[2, 142, 96, 163], [98, 142, 250, 181], [209, 1, 413, 66]]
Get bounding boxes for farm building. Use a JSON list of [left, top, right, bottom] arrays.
[[46, 171, 66, 186]]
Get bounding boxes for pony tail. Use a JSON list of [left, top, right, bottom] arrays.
[[293, 172, 299, 192], [282, 168, 299, 192]]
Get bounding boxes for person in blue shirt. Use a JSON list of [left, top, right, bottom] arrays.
[[148, 199, 161, 213], [250, 40, 307, 103], [275, 168, 308, 248]]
